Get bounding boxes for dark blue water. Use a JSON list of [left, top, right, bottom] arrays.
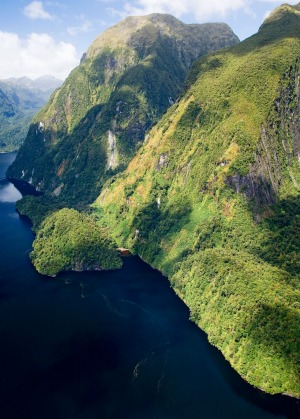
[[0, 153, 299, 419]]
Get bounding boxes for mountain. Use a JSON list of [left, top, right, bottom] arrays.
[[4, 75, 62, 93], [0, 76, 62, 152], [92, 3, 300, 397], [8, 4, 300, 397], [7, 14, 238, 207]]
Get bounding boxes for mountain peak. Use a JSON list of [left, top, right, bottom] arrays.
[[260, 2, 300, 30], [87, 13, 239, 59], [8, 13, 238, 204]]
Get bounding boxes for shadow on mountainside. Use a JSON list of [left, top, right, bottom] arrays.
[[246, 301, 300, 397], [257, 195, 300, 280], [129, 199, 193, 273]]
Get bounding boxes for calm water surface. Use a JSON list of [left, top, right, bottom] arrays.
[[0, 153, 299, 419]]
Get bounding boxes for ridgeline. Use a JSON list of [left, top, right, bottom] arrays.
[[8, 4, 300, 398], [95, 4, 300, 397]]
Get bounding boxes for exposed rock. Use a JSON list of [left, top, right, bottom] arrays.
[[227, 62, 300, 210], [107, 130, 119, 170], [117, 247, 132, 256], [156, 152, 168, 170], [7, 13, 239, 207], [52, 184, 64, 197]]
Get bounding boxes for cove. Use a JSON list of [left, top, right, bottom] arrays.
[[0, 153, 299, 419]]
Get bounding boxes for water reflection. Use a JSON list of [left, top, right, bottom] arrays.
[[0, 180, 22, 202]]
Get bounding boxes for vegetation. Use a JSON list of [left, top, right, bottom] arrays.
[[16, 195, 66, 230], [7, 14, 238, 208], [8, 4, 300, 398], [31, 208, 122, 276], [94, 4, 300, 397], [0, 77, 61, 152]]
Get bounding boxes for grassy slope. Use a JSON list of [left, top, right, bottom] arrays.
[[95, 5, 300, 397], [8, 14, 238, 208]]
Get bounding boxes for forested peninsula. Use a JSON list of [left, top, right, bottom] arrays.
[[8, 4, 300, 398]]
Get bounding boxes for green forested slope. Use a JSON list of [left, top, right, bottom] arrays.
[[30, 208, 122, 276], [8, 14, 238, 207], [94, 3, 300, 397]]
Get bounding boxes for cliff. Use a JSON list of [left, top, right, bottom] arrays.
[[95, 4, 300, 397], [7, 14, 238, 207]]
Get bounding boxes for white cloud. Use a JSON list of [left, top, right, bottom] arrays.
[[23, 1, 54, 20], [0, 32, 79, 80], [115, 0, 250, 21], [259, 0, 299, 4], [67, 20, 94, 36]]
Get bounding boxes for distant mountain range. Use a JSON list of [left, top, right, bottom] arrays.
[[0, 75, 62, 152]]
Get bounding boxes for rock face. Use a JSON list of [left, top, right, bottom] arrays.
[[7, 13, 239, 206], [227, 62, 300, 212], [96, 4, 300, 397], [107, 130, 119, 170]]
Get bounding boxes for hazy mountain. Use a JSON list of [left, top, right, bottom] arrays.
[[0, 76, 62, 152], [4, 75, 62, 93]]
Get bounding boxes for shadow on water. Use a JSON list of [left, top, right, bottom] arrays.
[[0, 153, 299, 419], [8, 177, 43, 197], [204, 329, 300, 419]]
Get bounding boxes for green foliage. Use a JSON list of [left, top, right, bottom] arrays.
[[259, 198, 300, 277], [171, 248, 300, 396], [31, 208, 122, 276], [8, 6, 300, 397], [8, 15, 238, 210], [95, 5, 300, 397], [16, 195, 66, 230]]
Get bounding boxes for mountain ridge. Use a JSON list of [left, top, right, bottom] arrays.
[[93, 3, 300, 397], [7, 13, 239, 206], [8, 4, 300, 398], [2, 75, 63, 92]]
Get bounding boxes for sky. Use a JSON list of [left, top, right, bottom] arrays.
[[0, 0, 298, 80]]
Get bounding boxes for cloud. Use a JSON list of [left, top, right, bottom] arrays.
[[0, 32, 79, 80], [67, 20, 94, 36], [111, 0, 250, 21], [259, 0, 299, 4], [23, 1, 54, 20]]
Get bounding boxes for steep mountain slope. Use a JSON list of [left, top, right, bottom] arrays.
[[0, 76, 62, 152], [94, 3, 300, 397], [8, 14, 238, 207]]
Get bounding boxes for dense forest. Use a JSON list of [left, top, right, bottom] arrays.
[[94, 4, 300, 397], [8, 15, 238, 207], [31, 208, 122, 276], [8, 3, 300, 398]]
